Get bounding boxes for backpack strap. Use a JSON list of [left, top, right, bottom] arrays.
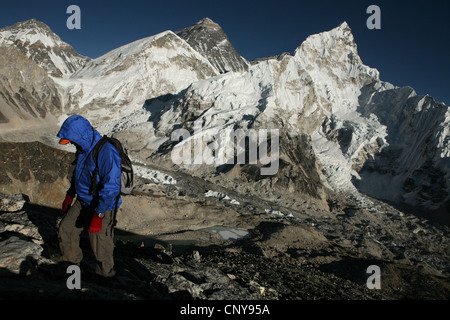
[[90, 135, 110, 196]]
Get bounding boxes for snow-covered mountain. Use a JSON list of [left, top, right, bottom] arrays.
[[0, 19, 90, 78], [0, 19, 87, 130], [354, 83, 449, 210], [0, 18, 448, 218], [53, 29, 220, 131], [125, 22, 449, 214]]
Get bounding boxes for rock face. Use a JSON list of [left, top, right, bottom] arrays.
[[0, 142, 74, 208], [0, 193, 26, 212], [176, 18, 249, 74], [0, 46, 62, 128], [0, 194, 47, 276]]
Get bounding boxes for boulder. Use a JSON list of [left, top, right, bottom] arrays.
[[0, 193, 26, 212], [0, 236, 43, 275]]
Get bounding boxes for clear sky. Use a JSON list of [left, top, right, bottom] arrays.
[[1, 0, 449, 105]]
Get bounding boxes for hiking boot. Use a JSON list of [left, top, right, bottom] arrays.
[[96, 267, 116, 278]]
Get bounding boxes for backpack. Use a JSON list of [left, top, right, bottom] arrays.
[[90, 135, 135, 197]]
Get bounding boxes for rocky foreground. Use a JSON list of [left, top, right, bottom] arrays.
[[0, 193, 374, 300], [1, 189, 449, 301], [0, 141, 449, 302]]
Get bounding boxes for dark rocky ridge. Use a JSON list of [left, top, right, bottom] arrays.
[[176, 18, 249, 74]]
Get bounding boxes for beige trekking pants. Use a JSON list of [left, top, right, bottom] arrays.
[[58, 199, 116, 277]]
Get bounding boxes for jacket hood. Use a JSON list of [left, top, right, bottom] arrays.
[[57, 115, 100, 152]]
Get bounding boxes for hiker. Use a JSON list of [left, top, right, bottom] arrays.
[[57, 114, 122, 278]]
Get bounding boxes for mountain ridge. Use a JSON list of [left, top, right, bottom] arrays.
[[0, 17, 448, 222]]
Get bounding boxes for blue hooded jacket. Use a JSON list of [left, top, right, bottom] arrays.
[[57, 115, 122, 214]]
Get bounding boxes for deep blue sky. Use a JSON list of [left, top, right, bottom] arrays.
[[1, 0, 449, 105]]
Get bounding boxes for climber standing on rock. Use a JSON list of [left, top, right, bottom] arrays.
[[56, 114, 121, 278]]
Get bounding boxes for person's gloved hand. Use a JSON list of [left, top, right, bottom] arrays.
[[61, 194, 73, 213], [89, 213, 104, 233]]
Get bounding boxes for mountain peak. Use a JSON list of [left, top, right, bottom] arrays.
[[294, 21, 359, 60], [324, 21, 354, 42], [176, 19, 248, 74], [195, 17, 220, 29], [1, 18, 65, 48], [0, 19, 90, 77], [13, 18, 51, 30], [337, 21, 350, 30]]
